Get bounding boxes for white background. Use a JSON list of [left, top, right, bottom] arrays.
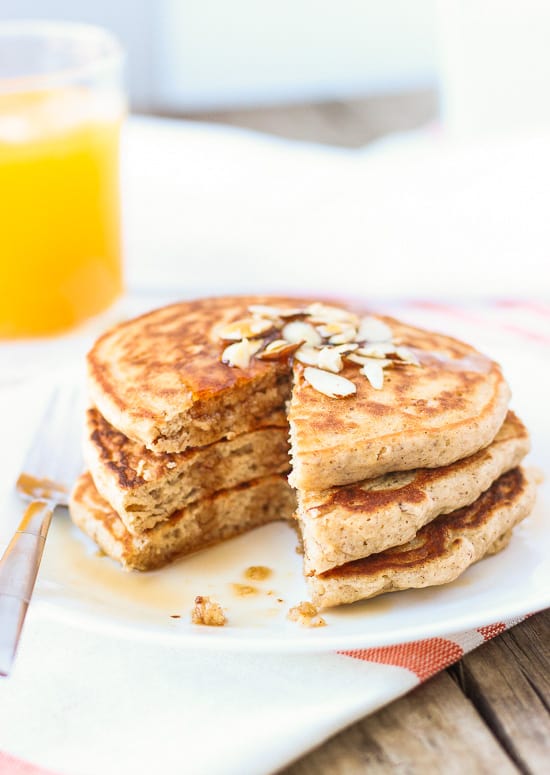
[[1, 0, 437, 110]]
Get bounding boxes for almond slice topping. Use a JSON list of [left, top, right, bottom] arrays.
[[357, 316, 393, 343], [356, 342, 397, 358], [218, 318, 275, 341], [317, 346, 343, 373], [303, 367, 356, 398], [221, 338, 262, 369], [282, 321, 322, 346], [294, 345, 320, 366], [360, 360, 385, 390], [332, 342, 359, 354], [248, 304, 303, 320], [346, 353, 392, 368], [256, 339, 303, 360], [328, 326, 358, 345], [305, 302, 359, 325], [395, 346, 421, 366]]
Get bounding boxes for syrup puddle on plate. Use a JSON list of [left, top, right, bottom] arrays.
[[38, 510, 308, 629]]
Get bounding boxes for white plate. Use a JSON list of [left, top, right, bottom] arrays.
[[1, 338, 549, 654], [31, 487, 549, 653]]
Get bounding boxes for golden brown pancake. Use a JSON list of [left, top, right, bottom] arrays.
[[87, 296, 306, 453], [308, 467, 537, 608], [70, 471, 296, 571], [299, 411, 529, 574], [288, 314, 510, 489], [88, 296, 510, 490], [84, 407, 290, 534]]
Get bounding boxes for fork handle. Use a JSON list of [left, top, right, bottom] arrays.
[[0, 501, 53, 677]]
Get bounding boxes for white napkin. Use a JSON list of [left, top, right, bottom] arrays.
[[0, 607, 528, 775]]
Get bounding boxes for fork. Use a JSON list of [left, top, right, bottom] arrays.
[[0, 384, 83, 677]]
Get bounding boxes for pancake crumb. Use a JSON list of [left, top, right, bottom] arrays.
[[191, 595, 226, 626], [287, 601, 326, 628]]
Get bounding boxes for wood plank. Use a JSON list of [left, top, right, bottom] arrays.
[[152, 90, 438, 148], [451, 610, 550, 775], [284, 671, 517, 775]]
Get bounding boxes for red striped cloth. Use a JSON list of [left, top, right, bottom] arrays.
[[340, 616, 528, 681], [0, 752, 58, 775]]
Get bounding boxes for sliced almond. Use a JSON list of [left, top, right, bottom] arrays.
[[282, 321, 322, 346], [218, 317, 275, 341], [221, 338, 262, 369], [328, 326, 358, 345], [303, 367, 356, 398], [248, 304, 303, 320], [316, 322, 346, 337], [294, 345, 320, 366], [256, 339, 302, 360], [317, 346, 343, 373], [356, 342, 397, 358], [357, 316, 393, 343], [360, 360, 385, 390], [305, 302, 359, 325], [316, 322, 358, 344], [395, 346, 421, 366], [347, 353, 392, 368], [332, 342, 359, 354]]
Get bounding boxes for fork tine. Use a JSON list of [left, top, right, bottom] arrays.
[[20, 386, 62, 476], [20, 382, 84, 499]]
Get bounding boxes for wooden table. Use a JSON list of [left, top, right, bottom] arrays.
[[176, 93, 549, 773], [283, 611, 549, 774]]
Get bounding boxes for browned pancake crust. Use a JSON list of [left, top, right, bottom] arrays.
[[299, 411, 529, 574], [308, 466, 536, 608], [86, 407, 288, 492], [326, 467, 528, 577]]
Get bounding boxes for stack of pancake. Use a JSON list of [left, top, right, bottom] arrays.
[[70, 296, 537, 608]]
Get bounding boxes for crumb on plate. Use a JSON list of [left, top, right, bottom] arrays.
[[191, 595, 226, 626], [287, 601, 326, 628]]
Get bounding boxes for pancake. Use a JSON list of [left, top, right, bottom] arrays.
[[288, 313, 510, 489], [299, 411, 529, 574], [87, 296, 306, 453], [308, 467, 536, 608], [88, 297, 510, 490], [70, 471, 297, 571], [84, 407, 290, 534]]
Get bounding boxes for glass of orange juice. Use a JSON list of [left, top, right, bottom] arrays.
[[0, 21, 125, 338]]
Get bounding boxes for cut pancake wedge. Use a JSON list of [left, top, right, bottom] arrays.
[[85, 407, 290, 534], [308, 467, 537, 608], [299, 411, 529, 574], [70, 472, 296, 571], [87, 296, 306, 453]]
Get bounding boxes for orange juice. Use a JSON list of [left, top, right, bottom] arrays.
[[0, 88, 124, 337]]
